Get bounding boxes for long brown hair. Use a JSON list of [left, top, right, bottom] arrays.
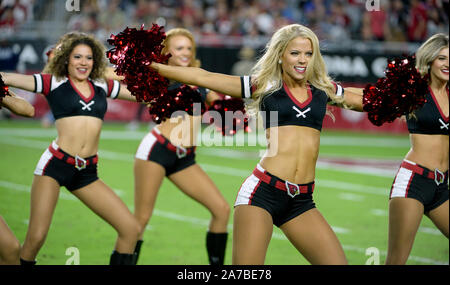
[[45, 32, 107, 80]]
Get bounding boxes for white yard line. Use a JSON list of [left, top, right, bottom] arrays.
[[0, 131, 447, 265], [1, 180, 447, 265], [0, 134, 394, 195], [0, 180, 125, 199], [0, 136, 399, 179], [0, 127, 410, 147]]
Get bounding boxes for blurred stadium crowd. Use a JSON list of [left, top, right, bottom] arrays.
[[0, 0, 449, 47], [1, 0, 447, 131]]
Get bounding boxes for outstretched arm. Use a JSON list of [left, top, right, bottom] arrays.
[[342, 88, 364, 111], [104, 66, 125, 81], [344, 87, 363, 96], [116, 84, 137, 101], [103, 67, 137, 101], [150, 63, 243, 98], [205, 91, 221, 105], [329, 86, 364, 111], [0, 72, 36, 92], [1, 91, 35, 117]]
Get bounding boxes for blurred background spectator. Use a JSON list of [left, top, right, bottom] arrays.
[[231, 46, 256, 76], [1, 0, 447, 132], [1, 0, 447, 46], [0, 5, 16, 37]]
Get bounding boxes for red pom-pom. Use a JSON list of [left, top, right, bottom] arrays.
[[106, 24, 170, 103], [148, 85, 207, 124], [0, 74, 10, 108], [207, 96, 250, 136], [363, 55, 428, 126]]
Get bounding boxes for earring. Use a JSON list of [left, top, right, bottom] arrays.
[[278, 59, 282, 64]]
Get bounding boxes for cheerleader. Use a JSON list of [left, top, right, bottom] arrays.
[[386, 33, 449, 264], [0, 91, 34, 265], [1, 32, 141, 265], [133, 28, 230, 265], [149, 24, 366, 264]]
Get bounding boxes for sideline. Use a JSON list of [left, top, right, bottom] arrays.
[[0, 180, 447, 265], [0, 136, 399, 179], [0, 127, 410, 147]]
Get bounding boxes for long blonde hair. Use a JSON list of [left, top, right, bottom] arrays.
[[162, 28, 201, 68], [249, 24, 341, 114], [408, 33, 448, 120], [415, 33, 449, 81]]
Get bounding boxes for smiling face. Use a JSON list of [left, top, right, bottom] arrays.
[[67, 44, 93, 82], [166, 35, 194, 67], [430, 47, 449, 83], [280, 36, 312, 83]]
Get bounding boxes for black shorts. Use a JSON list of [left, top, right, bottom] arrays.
[[135, 128, 196, 176], [390, 160, 449, 213], [34, 141, 99, 191], [235, 164, 316, 227]]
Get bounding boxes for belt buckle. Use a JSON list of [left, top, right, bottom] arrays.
[[75, 155, 87, 171], [434, 169, 444, 185], [285, 181, 300, 198], [176, 146, 187, 159]]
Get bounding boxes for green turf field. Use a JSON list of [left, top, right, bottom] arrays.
[[0, 119, 448, 265]]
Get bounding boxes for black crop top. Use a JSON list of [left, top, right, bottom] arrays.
[[240, 76, 343, 131], [33, 74, 120, 120], [168, 81, 208, 103], [407, 87, 449, 135]]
